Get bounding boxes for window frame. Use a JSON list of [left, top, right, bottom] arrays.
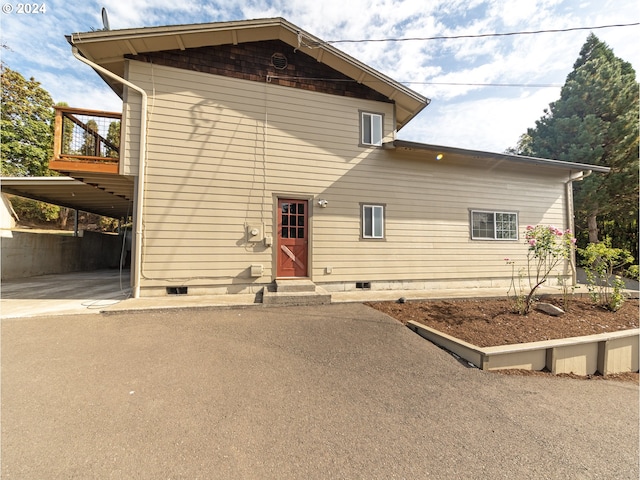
[[470, 209, 519, 241], [361, 203, 386, 240], [360, 111, 384, 147]]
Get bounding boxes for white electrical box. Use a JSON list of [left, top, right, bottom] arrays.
[[250, 264, 263, 277]]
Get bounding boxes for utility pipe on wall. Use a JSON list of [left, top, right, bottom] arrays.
[[71, 46, 148, 298], [565, 169, 592, 285]]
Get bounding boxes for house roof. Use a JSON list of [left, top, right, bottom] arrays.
[[1, 176, 134, 219], [67, 17, 430, 130], [384, 140, 612, 173]]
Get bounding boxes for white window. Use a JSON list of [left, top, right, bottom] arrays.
[[361, 112, 383, 146], [471, 210, 518, 240], [362, 204, 385, 239]]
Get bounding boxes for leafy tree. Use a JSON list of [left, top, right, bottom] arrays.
[[9, 195, 59, 222], [505, 133, 534, 156], [1, 65, 54, 176], [510, 34, 639, 259]]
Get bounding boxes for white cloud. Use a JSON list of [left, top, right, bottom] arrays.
[[36, 68, 122, 111], [400, 87, 563, 153], [488, 0, 564, 27]]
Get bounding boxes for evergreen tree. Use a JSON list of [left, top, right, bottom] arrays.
[[1, 65, 54, 176], [106, 120, 121, 158], [513, 34, 639, 258], [80, 119, 99, 156], [56, 101, 74, 155]]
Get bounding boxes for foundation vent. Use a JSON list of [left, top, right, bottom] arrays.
[[166, 286, 188, 295]]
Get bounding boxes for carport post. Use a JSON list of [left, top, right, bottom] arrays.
[[74, 209, 79, 237]]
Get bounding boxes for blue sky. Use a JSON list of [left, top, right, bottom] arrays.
[[1, 0, 638, 153]]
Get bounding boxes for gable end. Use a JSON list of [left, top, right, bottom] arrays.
[[126, 40, 392, 103]]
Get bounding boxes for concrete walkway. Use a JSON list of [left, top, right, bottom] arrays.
[[5, 268, 635, 319], [2, 303, 638, 479]]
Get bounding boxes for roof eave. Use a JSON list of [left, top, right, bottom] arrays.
[[384, 140, 611, 173], [67, 18, 429, 129]]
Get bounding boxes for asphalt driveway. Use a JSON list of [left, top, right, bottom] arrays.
[[2, 303, 638, 479]]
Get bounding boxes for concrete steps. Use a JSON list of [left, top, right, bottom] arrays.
[[262, 279, 331, 306]]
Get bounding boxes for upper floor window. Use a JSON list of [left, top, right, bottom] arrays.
[[471, 210, 518, 240], [361, 112, 383, 146]]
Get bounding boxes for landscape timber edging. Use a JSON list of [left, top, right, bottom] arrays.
[[407, 321, 640, 376]]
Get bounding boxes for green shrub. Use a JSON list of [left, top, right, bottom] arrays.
[[579, 239, 634, 312], [625, 264, 639, 281]]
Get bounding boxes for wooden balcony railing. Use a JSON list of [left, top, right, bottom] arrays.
[[50, 106, 122, 174]]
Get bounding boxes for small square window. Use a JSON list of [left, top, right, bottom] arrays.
[[471, 210, 518, 240], [362, 204, 385, 239], [361, 112, 383, 146]]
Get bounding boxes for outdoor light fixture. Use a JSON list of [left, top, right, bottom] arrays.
[[436, 153, 444, 161], [318, 199, 328, 208]]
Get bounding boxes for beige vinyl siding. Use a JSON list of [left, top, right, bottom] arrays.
[[121, 62, 141, 177], [124, 60, 569, 292], [312, 154, 566, 281]]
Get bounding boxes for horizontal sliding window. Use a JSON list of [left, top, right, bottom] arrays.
[[471, 210, 518, 240]]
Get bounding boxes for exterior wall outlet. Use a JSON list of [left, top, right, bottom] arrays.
[[264, 236, 273, 247], [325, 266, 333, 274]]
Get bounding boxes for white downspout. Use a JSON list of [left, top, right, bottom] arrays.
[[71, 46, 148, 298], [565, 169, 592, 285]]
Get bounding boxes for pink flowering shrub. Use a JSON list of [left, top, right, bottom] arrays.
[[507, 225, 575, 314]]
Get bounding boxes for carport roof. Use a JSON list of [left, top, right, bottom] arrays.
[[1, 176, 134, 219]]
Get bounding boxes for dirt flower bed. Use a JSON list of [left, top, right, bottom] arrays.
[[367, 296, 639, 382]]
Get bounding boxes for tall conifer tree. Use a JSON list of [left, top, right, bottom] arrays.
[[514, 34, 639, 258]]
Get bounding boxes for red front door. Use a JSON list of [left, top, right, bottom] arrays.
[[277, 199, 308, 277]]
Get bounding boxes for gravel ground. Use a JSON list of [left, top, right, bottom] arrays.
[[2, 303, 638, 479]]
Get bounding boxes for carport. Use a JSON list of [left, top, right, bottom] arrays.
[[1, 176, 135, 307]]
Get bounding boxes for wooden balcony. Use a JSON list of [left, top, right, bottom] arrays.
[[49, 106, 122, 175]]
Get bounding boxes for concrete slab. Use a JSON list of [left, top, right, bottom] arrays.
[[1, 269, 132, 319], [262, 289, 332, 306], [274, 278, 317, 292], [2, 269, 637, 319]]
